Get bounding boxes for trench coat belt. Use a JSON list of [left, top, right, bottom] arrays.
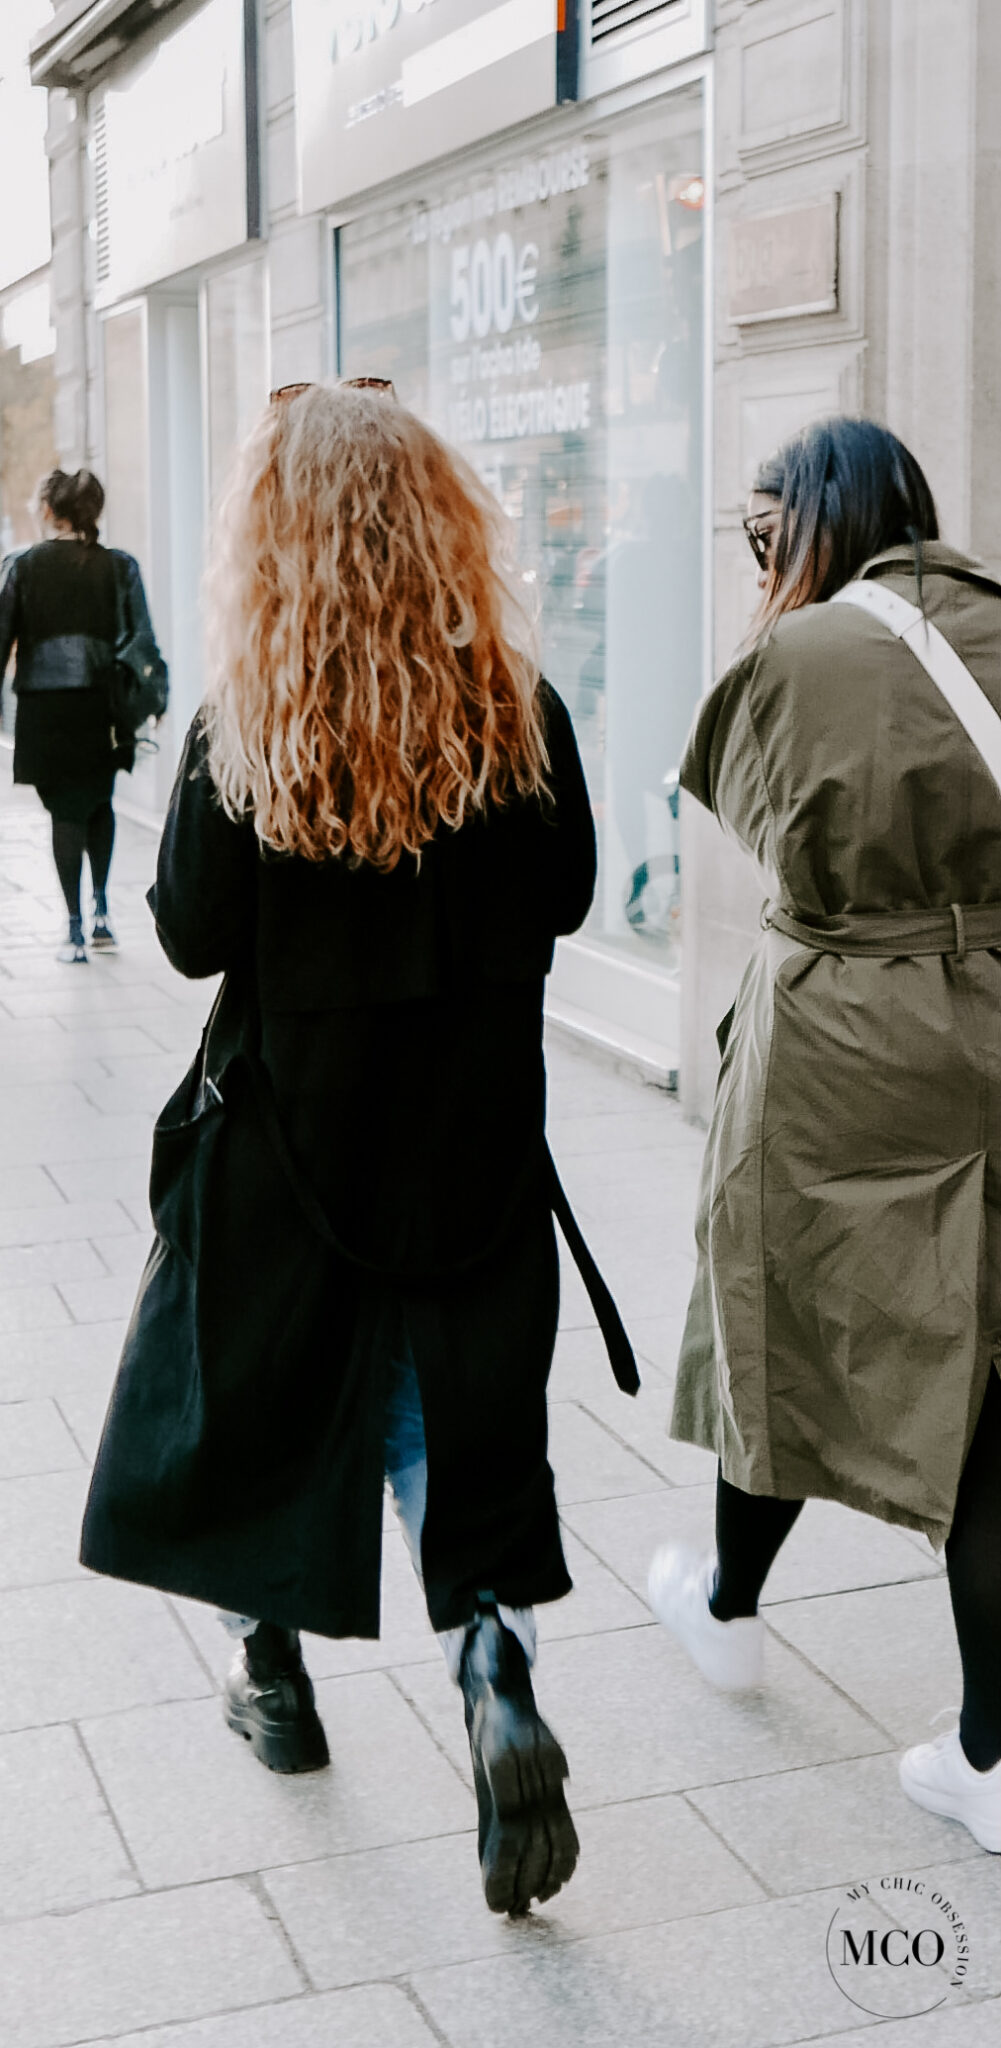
[[764, 902, 1001, 961]]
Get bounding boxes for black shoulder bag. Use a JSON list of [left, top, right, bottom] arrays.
[[108, 556, 169, 738]]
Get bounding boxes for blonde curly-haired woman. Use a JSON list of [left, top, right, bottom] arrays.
[[82, 382, 637, 1915]]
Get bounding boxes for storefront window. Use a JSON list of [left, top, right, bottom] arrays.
[[338, 86, 704, 976]]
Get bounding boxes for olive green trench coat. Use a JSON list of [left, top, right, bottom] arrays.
[[672, 544, 1001, 1545]]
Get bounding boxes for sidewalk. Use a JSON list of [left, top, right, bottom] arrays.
[[0, 755, 997, 2048]]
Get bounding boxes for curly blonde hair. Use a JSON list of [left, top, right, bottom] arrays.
[[202, 384, 547, 867]]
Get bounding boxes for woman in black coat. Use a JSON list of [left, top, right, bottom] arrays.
[[0, 467, 158, 961], [81, 384, 637, 1916]]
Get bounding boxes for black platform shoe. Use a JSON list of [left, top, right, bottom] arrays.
[[223, 1622, 330, 1774], [460, 1600, 579, 1914]]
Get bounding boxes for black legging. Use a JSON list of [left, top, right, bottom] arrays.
[[52, 803, 115, 925], [710, 1369, 1001, 1771]]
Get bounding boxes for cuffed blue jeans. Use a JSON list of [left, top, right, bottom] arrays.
[[219, 1342, 536, 1683]]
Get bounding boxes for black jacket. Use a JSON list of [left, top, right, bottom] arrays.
[[0, 541, 153, 797], [81, 691, 635, 1638]]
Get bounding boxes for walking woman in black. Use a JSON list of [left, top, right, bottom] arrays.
[[0, 467, 160, 961], [81, 384, 637, 1915]]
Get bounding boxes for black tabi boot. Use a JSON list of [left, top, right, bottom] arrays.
[[223, 1621, 330, 1774], [459, 1600, 579, 1914]]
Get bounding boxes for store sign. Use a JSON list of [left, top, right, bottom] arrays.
[[293, 0, 561, 213], [728, 196, 839, 325], [97, 0, 251, 303]]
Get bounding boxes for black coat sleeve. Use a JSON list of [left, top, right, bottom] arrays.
[[0, 554, 20, 706], [537, 681, 597, 936], [148, 715, 257, 978]]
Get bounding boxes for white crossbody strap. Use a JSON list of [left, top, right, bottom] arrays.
[[831, 578, 1001, 796]]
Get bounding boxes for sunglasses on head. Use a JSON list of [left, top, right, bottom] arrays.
[[269, 376, 397, 404], [742, 513, 777, 572]]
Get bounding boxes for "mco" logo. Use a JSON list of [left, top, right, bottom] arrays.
[[842, 1928, 946, 1968]]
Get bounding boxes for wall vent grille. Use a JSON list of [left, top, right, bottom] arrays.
[[591, 0, 679, 44], [92, 93, 110, 287]]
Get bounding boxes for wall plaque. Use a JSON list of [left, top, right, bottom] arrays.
[[728, 194, 839, 325]]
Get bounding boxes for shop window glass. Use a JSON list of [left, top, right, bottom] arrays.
[[338, 85, 704, 976], [206, 260, 268, 502], [102, 304, 150, 566]]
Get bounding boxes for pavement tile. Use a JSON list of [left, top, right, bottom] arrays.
[[549, 1400, 666, 1504], [563, 1485, 942, 1614], [553, 1368, 716, 1484], [90, 1231, 153, 1281], [0, 1200, 136, 1248], [0, 1880, 302, 2048], [0, 1319, 126, 1396], [46, 1356, 118, 1461], [80, 1671, 474, 1886], [0, 1397, 83, 1477], [688, 1753, 979, 1895], [549, 1108, 701, 1158], [536, 1528, 649, 1642], [47, 1155, 151, 1206], [57, 1273, 143, 1323], [410, 1887, 901, 2048], [814, 2007, 1001, 2048], [263, 1792, 762, 1990], [79, 1986, 444, 2048], [0, 1723, 138, 1919], [0, 1285, 71, 1334], [0, 1239, 108, 1288], [0, 1167, 66, 1211], [0, 1581, 211, 1732], [767, 1580, 964, 1745], [0, 1468, 92, 1586], [395, 1623, 888, 1812]]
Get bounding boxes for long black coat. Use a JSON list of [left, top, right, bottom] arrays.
[[81, 687, 634, 1637]]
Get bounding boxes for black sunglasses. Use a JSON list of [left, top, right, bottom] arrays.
[[742, 514, 777, 572], [269, 376, 397, 404]]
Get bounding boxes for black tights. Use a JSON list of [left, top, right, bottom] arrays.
[[710, 1370, 1001, 1771], [52, 804, 115, 927]]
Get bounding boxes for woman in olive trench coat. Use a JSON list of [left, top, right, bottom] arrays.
[[81, 384, 637, 1915], [648, 417, 1001, 1856]]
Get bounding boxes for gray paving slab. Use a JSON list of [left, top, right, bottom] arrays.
[[767, 1580, 964, 1745], [549, 1399, 667, 1503], [0, 1580, 211, 1732], [410, 1887, 909, 2048], [80, 1671, 474, 1886], [0, 1201, 135, 1248], [0, 1468, 92, 1587], [554, 1367, 716, 1483], [0, 1284, 72, 1334], [46, 1155, 151, 1203], [689, 1754, 984, 1895], [0, 1319, 126, 1396], [57, 1273, 144, 1323], [564, 1485, 943, 1611], [814, 2007, 1001, 2048], [0, 1239, 108, 1287], [263, 1791, 763, 1991], [0, 1397, 83, 1478], [394, 1621, 890, 1811], [0, 1723, 138, 1919], [0, 1166, 66, 1211], [79, 1986, 444, 2048], [0, 1880, 303, 2048], [45, 1357, 119, 1462]]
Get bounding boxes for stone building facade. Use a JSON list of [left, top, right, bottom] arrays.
[[26, 0, 1001, 1116]]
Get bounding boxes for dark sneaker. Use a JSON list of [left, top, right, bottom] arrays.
[[460, 1603, 579, 1914], [90, 919, 118, 951], [223, 1623, 330, 1774], [57, 922, 87, 965]]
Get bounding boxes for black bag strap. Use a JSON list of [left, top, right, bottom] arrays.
[[203, 973, 639, 1390], [112, 551, 129, 658]]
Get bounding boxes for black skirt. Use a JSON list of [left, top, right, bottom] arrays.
[[14, 690, 122, 821]]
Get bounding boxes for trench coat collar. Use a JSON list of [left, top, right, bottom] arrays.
[[856, 540, 1001, 599]]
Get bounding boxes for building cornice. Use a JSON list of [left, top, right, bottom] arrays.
[[30, 0, 190, 90]]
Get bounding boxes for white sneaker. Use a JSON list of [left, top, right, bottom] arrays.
[[647, 1545, 764, 1691], [899, 1726, 1001, 1853]]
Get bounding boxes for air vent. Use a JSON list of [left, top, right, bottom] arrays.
[[591, 0, 679, 44], [92, 93, 110, 286]]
